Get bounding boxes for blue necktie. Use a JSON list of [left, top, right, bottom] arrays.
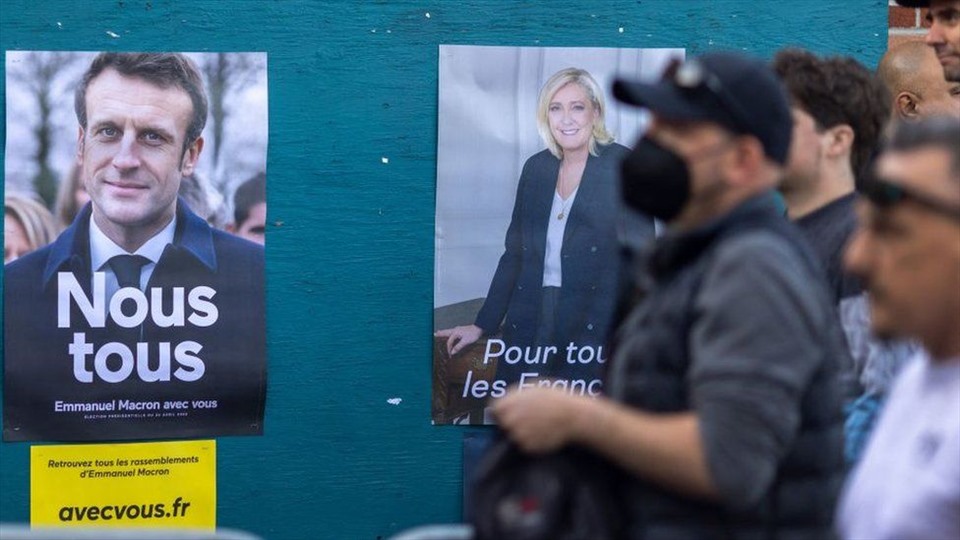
[[109, 255, 150, 290]]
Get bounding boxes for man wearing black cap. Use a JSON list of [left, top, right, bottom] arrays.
[[493, 52, 847, 539], [896, 0, 960, 82]]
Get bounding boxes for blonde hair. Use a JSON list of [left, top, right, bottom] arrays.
[[536, 68, 614, 159], [5, 193, 59, 254]]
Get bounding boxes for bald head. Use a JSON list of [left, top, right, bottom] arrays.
[[878, 41, 960, 121]]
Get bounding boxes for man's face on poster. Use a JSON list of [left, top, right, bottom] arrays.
[[77, 68, 203, 239]]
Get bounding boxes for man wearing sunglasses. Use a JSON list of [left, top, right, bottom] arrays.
[[896, 0, 960, 83], [493, 52, 847, 539], [837, 117, 960, 540]]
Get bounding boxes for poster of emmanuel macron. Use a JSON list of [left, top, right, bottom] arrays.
[[3, 51, 268, 442]]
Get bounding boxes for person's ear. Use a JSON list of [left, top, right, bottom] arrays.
[[180, 136, 204, 175], [725, 136, 766, 187], [895, 92, 920, 121], [823, 124, 855, 159]]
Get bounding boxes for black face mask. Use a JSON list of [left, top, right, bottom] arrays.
[[620, 137, 690, 222]]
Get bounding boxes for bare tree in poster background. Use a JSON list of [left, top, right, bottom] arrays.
[[6, 52, 80, 208], [4, 51, 267, 227], [198, 52, 265, 195]]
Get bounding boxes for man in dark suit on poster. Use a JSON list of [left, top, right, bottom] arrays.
[[3, 52, 266, 442]]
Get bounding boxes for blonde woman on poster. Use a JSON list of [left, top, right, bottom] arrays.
[[437, 67, 653, 396]]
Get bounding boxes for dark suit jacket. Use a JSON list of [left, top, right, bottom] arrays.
[[474, 143, 653, 380], [3, 199, 266, 442]]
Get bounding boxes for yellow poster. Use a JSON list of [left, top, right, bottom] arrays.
[[31, 440, 215, 529]]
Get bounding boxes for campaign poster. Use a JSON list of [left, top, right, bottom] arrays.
[[31, 440, 216, 528], [433, 45, 681, 424], [3, 51, 269, 441]]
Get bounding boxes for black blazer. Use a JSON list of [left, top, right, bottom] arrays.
[[475, 142, 652, 379]]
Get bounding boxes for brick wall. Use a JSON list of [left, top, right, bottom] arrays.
[[888, 0, 929, 47]]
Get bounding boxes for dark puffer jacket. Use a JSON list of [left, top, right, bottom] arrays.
[[608, 193, 847, 540]]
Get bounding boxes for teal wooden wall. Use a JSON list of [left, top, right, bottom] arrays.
[[0, 1, 887, 538]]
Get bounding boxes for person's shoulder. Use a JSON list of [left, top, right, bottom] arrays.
[[707, 228, 812, 290], [591, 143, 630, 172], [715, 228, 796, 263], [897, 351, 926, 380], [7, 219, 81, 277], [597, 142, 630, 160], [706, 225, 842, 332], [4, 242, 56, 282], [209, 228, 264, 262], [524, 148, 558, 168], [800, 194, 857, 235], [879, 352, 930, 413], [517, 150, 560, 186], [3, 243, 61, 308]]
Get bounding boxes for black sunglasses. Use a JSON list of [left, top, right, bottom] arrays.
[[861, 177, 960, 222], [661, 58, 753, 134]]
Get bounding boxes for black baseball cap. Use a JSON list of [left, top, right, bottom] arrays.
[[893, 0, 929, 7], [613, 51, 793, 165]]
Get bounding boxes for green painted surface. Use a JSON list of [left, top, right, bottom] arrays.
[[0, 1, 886, 538]]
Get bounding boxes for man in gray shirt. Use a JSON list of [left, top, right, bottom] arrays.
[[493, 52, 847, 539]]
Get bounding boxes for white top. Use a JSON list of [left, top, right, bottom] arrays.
[[542, 187, 578, 287], [837, 350, 960, 540], [89, 216, 177, 299]]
